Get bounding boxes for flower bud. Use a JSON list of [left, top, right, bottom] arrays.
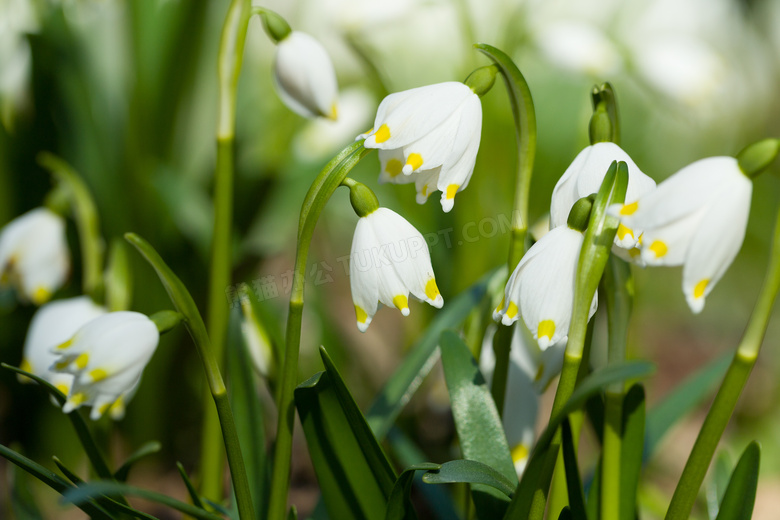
[[736, 138, 780, 179]]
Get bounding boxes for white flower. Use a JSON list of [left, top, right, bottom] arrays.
[[493, 226, 597, 349], [609, 156, 751, 313], [0, 208, 70, 304], [274, 31, 339, 120], [479, 323, 566, 475], [349, 208, 443, 331], [19, 296, 107, 397], [359, 81, 482, 213], [50, 311, 159, 420], [550, 142, 656, 250]]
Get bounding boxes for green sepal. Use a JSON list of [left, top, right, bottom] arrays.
[[567, 196, 595, 232], [465, 65, 499, 97], [149, 310, 183, 334], [345, 178, 380, 217], [256, 7, 292, 43], [589, 83, 620, 145], [736, 138, 780, 179]]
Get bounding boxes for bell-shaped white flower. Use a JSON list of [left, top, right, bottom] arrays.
[[350, 207, 443, 331], [493, 225, 598, 349], [550, 142, 656, 250], [0, 207, 69, 304], [609, 156, 751, 313], [50, 311, 159, 420], [359, 82, 482, 213], [479, 323, 566, 475], [19, 296, 107, 397], [274, 31, 339, 120]]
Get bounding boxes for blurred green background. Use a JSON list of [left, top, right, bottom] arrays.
[[1, 0, 780, 517]]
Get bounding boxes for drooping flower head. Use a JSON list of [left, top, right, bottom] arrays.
[[0, 207, 69, 304], [274, 31, 339, 120], [19, 296, 107, 397], [350, 207, 443, 331], [609, 156, 751, 313], [50, 311, 159, 420], [359, 81, 482, 212], [551, 141, 656, 250]]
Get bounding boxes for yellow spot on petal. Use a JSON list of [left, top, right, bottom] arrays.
[[88, 368, 108, 382], [617, 224, 633, 241], [56, 338, 73, 350], [628, 248, 641, 259], [538, 320, 555, 341], [693, 279, 709, 299], [69, 392, 87, 406], [534, 363, 546, 383], [32, 286, 52, 305], [109, 397, 126, 419], [445, 184, 460, 199], [54, 360, 69, 370], [422, 185, 428, 196], [393, 294, 409, 311], [620, 201, 638, 216], [329, 102, 338, 121], [355, 305, 368, 324], [425, 279, 440, 301], [495, 297, 505, 314], [505, 302, 518, 319], [374, 124, 391, 144], [75, 353, 89, 370], [405, 153, 423, 171], [385, 159, 403, 178], [55, 383, 70, 395], [511, 443, 529, 464], [649, 240, 668, 259], [98, 402, 111, 415], [20, 358, 33, 374]]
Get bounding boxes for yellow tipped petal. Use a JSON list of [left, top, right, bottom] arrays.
[[617, 224, 633, 241], [385, 159, 403, 178], [75, 353, 89, 370], [88, 368, 108, 382], [648, 240, 668, 258], [506, 302, 518, 319], [32, 286, 52, 305], [405, 153, 423, 171], [355, 305, 368, 324], [329, 102, 338, 121], [511, 443, 529, 465], [19, 358, 33, 374], [445, 184, 460, 199], [425, 278, 441, 301], [55, 383, 70, 395], [538, 320, 556, 341], [393, 294, 410, 316], [693, 279, 709, 299], [69, 392, 87, 406], [620, 201, 639, 216], [374, 124, 391, 144], [56, 338, 74, 350]]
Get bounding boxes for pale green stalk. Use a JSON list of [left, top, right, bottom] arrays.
[[201, 0, 251, 502], [665, 207, 780, 520]]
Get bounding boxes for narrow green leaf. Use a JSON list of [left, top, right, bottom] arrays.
[[227, 308, 268, 519], [105, 238, 132, 311], [440, 330, 516, 519], [560, 420, 587, 520], [586, 460, 601, 520], [559, 507, 574, 520], [386, 464, 441, 520], [295, 348, 397, 520], [706, 453, 732, 520], [646, 352, 730, 455], [114, 441, 162, 482], [503, 443, 559, 520], [62, 481, 223, 520], [288, 506, 298, 520], [53, 457, 84, 486], [10, 458, 44, 520], [423, 460, 516, 499], [2, 364, 114, 480], [176, 462, 205, 509], [366, 268, 501, 439], [714, 442, 760, 520], [619, 385, 645, 520]]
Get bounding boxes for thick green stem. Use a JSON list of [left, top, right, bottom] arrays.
[[267, 143, 370, 520], [665, 208, 780, 520], [201, 0, 251, 502]]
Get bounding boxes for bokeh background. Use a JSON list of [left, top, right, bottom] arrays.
[[1, 0, 780, 517]]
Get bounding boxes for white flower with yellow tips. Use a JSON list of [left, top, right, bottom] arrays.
[[274, 31, 339, 120], [360, 81, 482, 212], [350, 208, 443, 332], [19, 296, 107, 397], [0, 207, 69, 304], [50, 311, 159, 420], [609, 156, 751, 313], [493, 226, 597, 349], [550, 142, 656, 250]]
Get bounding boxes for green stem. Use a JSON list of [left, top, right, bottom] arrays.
[[125, 233, 255, 520], [201, 0, 251, 502], [665, 207, 780, 520], [267, 142, 371, 520], [490, 325, 512, 418]]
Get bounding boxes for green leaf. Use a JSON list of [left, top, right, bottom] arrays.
[[559, 507, 574, 520], [646, 352, 731, 455], [619, 385, 645, 520], [423, 460, 516, 499], [176, 462, 205, 510], [366, 268, 500, 440], [62, 481, 223, 520], [714, 442, 760, 520], [114, 441, 162, 482], [586, 460, 601, 520], [227, 308, 268, 519], [53, 457, 84, 486], [386, 464, 441, 520], [294, 348, 397, 520], [104, 238, 132, 311], [560, 420, 587, 520], [706, 453, 732, 520], [9, 452, 44, 520], [2, 363, 114, 480], [288, 506, 298, 520], [503, 443, 559, 520], [440, 330, 516, 519]]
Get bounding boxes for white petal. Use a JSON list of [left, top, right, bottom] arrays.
[[350, 218, 380, 330], [413, 168, 441, 205], [682, 175, 751, 313], [377, 148, 415, 185], [398, 109, 462, 175], [637, 209, 706, 267], [436, 94, 482, 212], [495, 236, 550, 325], [274, 32, 338, 119]]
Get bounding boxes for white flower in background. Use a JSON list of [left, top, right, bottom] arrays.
[[0, 208, 70, 304], [494, 226, 597, 349], [609, 157, 751, 313], [0, 0, 38, 127], [534, 20, 622, 77], [19, 296, 107, 397], [360, 82, 482, 213], [274, 31, 339, 120], [50, 311, 159, 420], [240, 297, 274, 378], [480, 323, 566, 475], [550, 142, 656, 250], [350, 208, 442, 332]]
